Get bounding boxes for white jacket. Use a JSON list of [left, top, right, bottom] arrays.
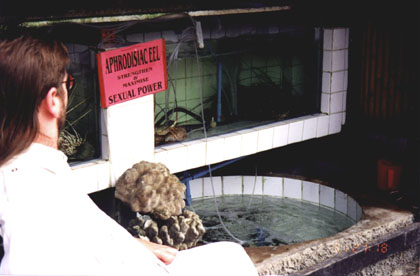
[[0, 143, 168, 275]]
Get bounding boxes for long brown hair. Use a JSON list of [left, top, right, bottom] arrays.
[[0, 33, 70, 167]]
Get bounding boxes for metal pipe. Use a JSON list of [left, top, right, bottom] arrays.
[[181, 157, 245, 205]]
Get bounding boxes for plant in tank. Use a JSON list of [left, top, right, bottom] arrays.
[[58, 78, 94, 160]]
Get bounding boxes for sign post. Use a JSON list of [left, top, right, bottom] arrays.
[[97, 39, 168, 108]]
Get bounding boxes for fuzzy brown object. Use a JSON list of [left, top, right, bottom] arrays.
[[115, 161, 186, 220]]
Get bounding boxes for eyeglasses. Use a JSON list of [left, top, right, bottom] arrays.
[[62, 74, 76, 93]]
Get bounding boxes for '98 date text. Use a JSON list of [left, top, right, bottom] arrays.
[[332, 242, 389, 254]]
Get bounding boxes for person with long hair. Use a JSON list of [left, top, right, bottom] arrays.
[[0, 34, 69, 166], [0, 33, 258, 276]]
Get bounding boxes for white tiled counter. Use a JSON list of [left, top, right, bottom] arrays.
[[155, 113, 342, 174]]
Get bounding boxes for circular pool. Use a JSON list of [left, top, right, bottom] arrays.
[[186, 175, 362, 246]]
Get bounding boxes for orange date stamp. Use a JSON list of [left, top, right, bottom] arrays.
[[332, 241, 389, 254]]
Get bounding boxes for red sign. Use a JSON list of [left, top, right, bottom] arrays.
[[97, 39, 168, 108]]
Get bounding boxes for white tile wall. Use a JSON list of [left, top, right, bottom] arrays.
[[257, 127, 274, 152], [335, 189, 348, 214], [323, 50, 332, 72], [189, 178, 203, 199], [243, 176, 264, 195], [153, 147, 168, 164], [302, 117, 318, 140], [283, 178, 302, 199], [342, 91, 348, 112], [322, 28, 348, 140], [322, 72, 331, 93], [272, 123, 289, 148], [342, 111, 347, 125], [287, 121, 304, 144], [331, 71, 347, 93], [332, 28, 348, 50], [321, 93, 330, 113], [100, 109, 110, 160], [164, 143, 188, 173], [223, 175, 243, 195], [263, 176, 283, 197], [323, 29, 333, 50], [329, 113, 343, 134], [344, 70, 348, 91], [316, 115, 330, 138], [100, 132, 110, 161], [203, 176, 223, 197], [330, 92, 345, 113], [206, 137, 226, 165], [302, 181, 320, 204], [223, 133, 242, 160], [320, 185, 335, 209], [189, 175, 363, 223], [186, 140, 206, 168], [332, 50, 347, 71], [240, 130, 259, 156]]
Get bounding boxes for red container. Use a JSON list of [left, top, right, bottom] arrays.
[[377, 159, 402, 190]]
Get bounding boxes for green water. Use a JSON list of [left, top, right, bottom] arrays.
[[189, 195, 355, 247]]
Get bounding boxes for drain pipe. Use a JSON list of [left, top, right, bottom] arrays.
[[181, 156, 245, 205]]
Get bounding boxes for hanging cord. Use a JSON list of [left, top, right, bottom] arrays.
[[189, 17, 245, 245], [246, 165, 259, 211]]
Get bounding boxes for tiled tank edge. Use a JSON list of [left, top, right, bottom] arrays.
[[189, 175, 362, 222]]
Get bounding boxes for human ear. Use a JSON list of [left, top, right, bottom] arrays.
[[42, 87, 62, 119]]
